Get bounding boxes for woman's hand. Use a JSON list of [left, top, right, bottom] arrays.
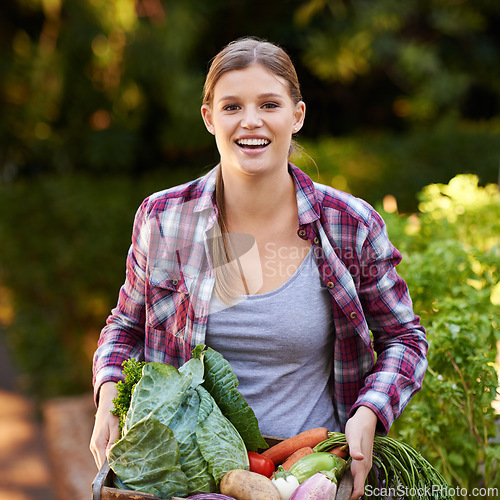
[[344, 405, 378, 500], [89, 381, 120, 470]]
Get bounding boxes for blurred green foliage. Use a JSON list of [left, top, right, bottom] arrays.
[[296, 0, 500, 124], [0, 166, 200, 399], [1, 0, 500, 178], [383, 175, 500, 495], [296, 118, 500, 213], [1, 0, 213, 177]]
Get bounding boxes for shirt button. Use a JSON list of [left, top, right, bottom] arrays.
[[349, 312, 357, 320], [313, 237, 319, 245], [298, 229, 307, 238], [326, 281, 335, 289], [172, 279, 179, 286]]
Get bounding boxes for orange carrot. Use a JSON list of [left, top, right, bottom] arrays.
[[262, 427, 329, 465], [329, 444, 349, 460], [281, 446, 315, 470]]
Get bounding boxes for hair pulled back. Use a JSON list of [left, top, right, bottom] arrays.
[[203, 37, 302, 107]]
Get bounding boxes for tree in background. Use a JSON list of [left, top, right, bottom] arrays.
[[295, 0, 500, 127], [1, 0, 500, 178], [1, 0, 212, 178]]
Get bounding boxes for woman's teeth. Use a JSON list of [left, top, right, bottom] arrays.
[[236, 138, 270, 148]]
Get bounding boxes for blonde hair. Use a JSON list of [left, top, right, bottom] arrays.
[[205, 37, 302, 303]]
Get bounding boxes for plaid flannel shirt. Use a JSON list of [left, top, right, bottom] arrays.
[[93, 163, 427, 433]]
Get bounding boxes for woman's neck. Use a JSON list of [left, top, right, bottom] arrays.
[[220, 163, 297, 228]]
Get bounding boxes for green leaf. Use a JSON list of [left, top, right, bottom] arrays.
[[108, 414, 188, 499], [124, 362, 194, 433], [168, 387, 215, 493], [178, 354, 206, 388], [195, 385, 250, 483], [202, 347, 269, 451]]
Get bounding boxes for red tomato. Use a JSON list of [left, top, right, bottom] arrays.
[[247, 451, 275, 477]]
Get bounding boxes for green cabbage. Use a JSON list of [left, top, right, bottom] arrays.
[[107, 345, 265, 498], [108, 414, 188, 497]]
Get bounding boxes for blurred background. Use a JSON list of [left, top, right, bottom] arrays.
[[0, 1, 499, 499]]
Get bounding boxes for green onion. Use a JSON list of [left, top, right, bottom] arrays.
[[314, 432, 453, 499]]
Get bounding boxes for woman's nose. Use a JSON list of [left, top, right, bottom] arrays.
[[241, 107, 263, 129]]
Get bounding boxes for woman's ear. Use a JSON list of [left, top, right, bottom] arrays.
[[201, 104, 215, 134], [293, 101, 306, 133]]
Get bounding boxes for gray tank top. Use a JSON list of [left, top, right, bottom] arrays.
[[205, 248, 337, 438]]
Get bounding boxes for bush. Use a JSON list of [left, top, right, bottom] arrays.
[[382, 175, 500, 495], [0, 166, 200, 400]]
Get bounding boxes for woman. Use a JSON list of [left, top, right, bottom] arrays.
[[90, 37, 428, 499]]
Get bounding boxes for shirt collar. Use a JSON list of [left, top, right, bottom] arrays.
[[193, 166, 218, 213], [289, 162, 321, 225]]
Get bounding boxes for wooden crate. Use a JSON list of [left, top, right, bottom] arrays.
[[92, 460, 160, 500], [92, 435, 283, 500]]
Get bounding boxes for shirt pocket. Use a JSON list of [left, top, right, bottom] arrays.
[[146, 267, 191, 335]]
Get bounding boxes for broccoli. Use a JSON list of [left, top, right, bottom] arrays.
[[111, 358, 146, 435]]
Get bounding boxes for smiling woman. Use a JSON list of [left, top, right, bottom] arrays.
[[90, 37, 428, 500]]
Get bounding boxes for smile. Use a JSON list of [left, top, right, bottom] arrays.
[[236, 138, 271, 148]]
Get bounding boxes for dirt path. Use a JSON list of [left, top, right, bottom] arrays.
[[0, 335, 55, 500], [0, 335, 97, 500]]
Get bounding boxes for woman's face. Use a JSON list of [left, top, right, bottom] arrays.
[[201, 64, 305, 178]]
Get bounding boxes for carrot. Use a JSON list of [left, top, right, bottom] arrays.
[[329, 444, 349, 460], [262, 427, 329, 465], [281, 446, 315, 470]]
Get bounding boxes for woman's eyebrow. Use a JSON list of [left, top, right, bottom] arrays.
[[218, 92, 284, 103], [257, 92, 283, 100]]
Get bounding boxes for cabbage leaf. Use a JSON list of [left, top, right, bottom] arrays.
[[195, 385, 249, 482], [169, 386, 215, 493], [108, 414, 188, 498], [108, 347, 255, 497], [202, 347, 269, 451]]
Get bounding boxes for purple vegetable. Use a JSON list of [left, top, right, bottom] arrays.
[[290, 472, 337, 500], [185, 494, 237, 499]]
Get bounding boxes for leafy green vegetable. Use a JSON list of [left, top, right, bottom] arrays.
[[108, 347, 254, 498], [124, 362, 196, 433], [168, 386, 216, 493], [108, 414, 188, 498], [111, 348, 267, 452], [201, 346, 269, 451], [195, 385, 249, 483], [110, 358, 145, 434]]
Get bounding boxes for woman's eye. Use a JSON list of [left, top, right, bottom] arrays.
[[222, 104, 239, 111], [263, 102, 279, 109]]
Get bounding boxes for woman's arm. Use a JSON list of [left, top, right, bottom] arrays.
[[353, 209, 428, 432], [92, 198, 150, 403], [90, 200, 152, 470]]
